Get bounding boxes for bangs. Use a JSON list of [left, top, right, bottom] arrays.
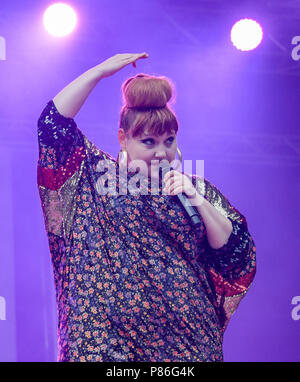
[[129, 109, 179, 138]]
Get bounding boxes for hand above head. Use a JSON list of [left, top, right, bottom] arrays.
[[52, 52, 149, 119], [98, 52, 149, 79]]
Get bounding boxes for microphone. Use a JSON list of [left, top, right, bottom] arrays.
[[160, 161, 202, 227]]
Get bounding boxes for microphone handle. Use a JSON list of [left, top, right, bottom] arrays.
[[160, 164, 202, 227], [176, 193, 202, 227]]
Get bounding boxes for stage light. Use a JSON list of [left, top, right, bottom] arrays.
[[43, 3, 77, 37], [230, 19, 263, 52]]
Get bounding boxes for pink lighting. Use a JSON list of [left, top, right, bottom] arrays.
[[43, 3, 77, 37], [230, 18, 263, 52]]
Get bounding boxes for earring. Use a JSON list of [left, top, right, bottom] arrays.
[[171, 147, 182, 170], [118, 149, 128, 167]]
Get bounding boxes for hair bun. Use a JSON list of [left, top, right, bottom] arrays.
[[122, 73, 173, 110], [119, 73, 179, 138]]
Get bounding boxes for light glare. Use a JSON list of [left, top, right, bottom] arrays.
[[43, 3, 77, 37], [231, 19, 263, 51]]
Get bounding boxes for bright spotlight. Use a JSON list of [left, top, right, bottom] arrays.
[[230, 18, 263, 51], [43, 3, 77, 37]]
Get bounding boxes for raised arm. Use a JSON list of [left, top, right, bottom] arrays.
[[53, 52, 149, 118]]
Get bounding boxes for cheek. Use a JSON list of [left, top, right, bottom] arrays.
[[129, 145, 152, 161], [137, 147, 152, 159], [169, 146, 177, 160]]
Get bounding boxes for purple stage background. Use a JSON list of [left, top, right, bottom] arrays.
[[1, 0, 300, 362]]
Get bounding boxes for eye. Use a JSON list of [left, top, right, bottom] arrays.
[[141, 139, 154, 145], [141, 136, 175, 146], [166, 137, 175, 144]]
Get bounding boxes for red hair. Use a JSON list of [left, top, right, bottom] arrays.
[[119, 73, 179, 138]]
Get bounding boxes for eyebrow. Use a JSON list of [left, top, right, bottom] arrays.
[[140, 133, 175, 139]]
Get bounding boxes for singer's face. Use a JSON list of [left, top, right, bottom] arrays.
[[120, 128, 178, 179]]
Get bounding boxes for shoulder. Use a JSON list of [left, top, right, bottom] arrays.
[[191, 173, 247, 225]]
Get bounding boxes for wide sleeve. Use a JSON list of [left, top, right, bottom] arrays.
[[37, 99, 87, 190], [200, 178, 257, 332], [37, 99, 87, 242]]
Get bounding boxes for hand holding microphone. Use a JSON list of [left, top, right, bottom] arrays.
[[160, 162, 202, 227]]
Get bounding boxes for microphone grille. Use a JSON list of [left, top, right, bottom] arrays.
[[159, 160, 173, 171]]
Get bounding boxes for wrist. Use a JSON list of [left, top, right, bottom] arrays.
[[187, 191, 205, 208], [87, 64, 105, 83]]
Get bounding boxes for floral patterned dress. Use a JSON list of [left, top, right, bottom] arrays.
[[37, 100, 256, 362]]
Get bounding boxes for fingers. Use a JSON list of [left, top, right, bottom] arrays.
[[134, 52, 148, 58], [163, 172, 183, 192], [130, 52, 148, 68], [163, 170, 176, 183], [163, 171, 196, 197], [163, 181, 196, 197], [163, 180, 183, 196]]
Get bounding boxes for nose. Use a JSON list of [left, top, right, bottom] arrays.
[[154, 148, 167, 160]]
